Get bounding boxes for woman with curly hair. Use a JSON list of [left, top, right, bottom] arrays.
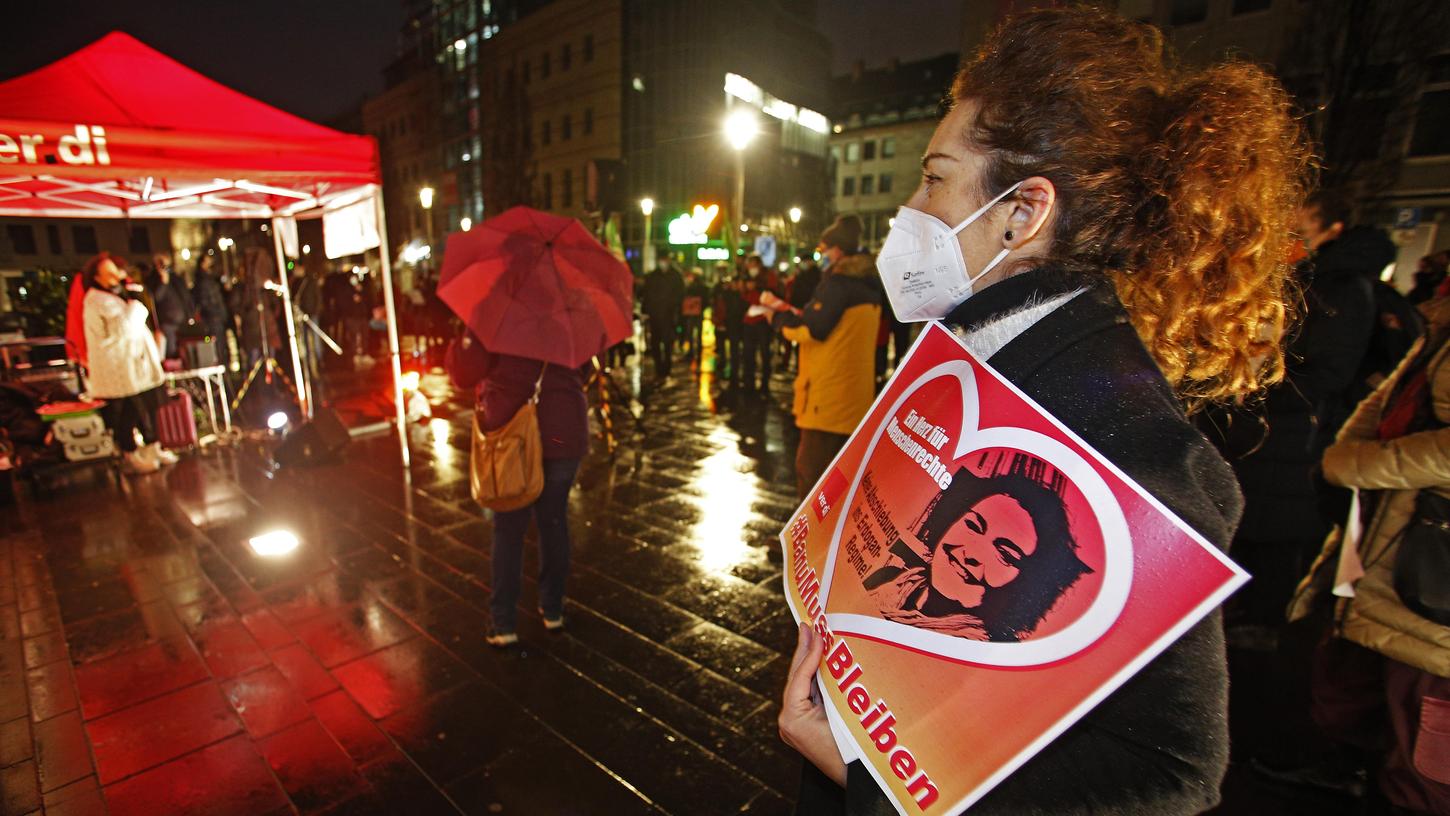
[[779, 6, 1311, 814]]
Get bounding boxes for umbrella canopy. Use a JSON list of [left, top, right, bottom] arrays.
[[437, 207, 635, 368]]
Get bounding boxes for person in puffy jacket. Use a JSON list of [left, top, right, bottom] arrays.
[[81, 252, 177, 474], [771, 215, 881, 497], [1291, 295, 1450, 814]]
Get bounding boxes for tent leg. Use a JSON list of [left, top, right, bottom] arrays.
[[271, 219, 310, 419], [373, 190, 411, 468]]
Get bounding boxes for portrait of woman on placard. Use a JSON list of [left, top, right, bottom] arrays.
[[862, 464, 1092, 643]]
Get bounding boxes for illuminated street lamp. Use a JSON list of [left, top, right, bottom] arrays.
[[788, 207, 802, 267], [418, 186, 436, 266], [724, 109, 758, 246], [640, 197, 655, 271], [460, 216, 473, 232]]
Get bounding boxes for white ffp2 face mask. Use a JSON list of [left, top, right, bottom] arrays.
[[876, 182, 1023, 322]]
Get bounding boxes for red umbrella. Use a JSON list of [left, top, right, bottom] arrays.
[[436, 207, 634, 368]]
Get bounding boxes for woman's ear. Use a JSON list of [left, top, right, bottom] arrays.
[[1003, 176, 1055, 249]]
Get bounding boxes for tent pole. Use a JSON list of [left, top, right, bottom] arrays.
[[373, 188, 411, 468], [270, 219, 310, 420]]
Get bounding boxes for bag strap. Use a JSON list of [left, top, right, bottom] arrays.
[[530, 361, 548, 404]]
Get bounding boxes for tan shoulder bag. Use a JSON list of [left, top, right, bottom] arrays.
[[470, 364, 546, 511]]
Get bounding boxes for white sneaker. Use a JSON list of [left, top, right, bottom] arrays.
[[123, 450, 159, 474], [147, 442, 180, 466]]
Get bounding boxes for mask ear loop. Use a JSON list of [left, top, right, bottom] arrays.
[[949, 181, 1024, 290], [947, 181, 1024, 236]]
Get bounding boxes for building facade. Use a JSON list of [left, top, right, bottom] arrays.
[[960, 0, 1450, 288], [486, 0, 624, 221], [828, 53, 958, 251], [622, 0, 833, 269], [377, 0, 833, 272], [363, 53, 443, 256]]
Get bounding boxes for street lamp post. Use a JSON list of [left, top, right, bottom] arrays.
[[724, 110, 758, 258], [418, 187, 436, 269], [788, 206, 802, 267], [640, 197, 655, 272]]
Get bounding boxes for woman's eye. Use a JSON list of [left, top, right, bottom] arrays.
[[962, 511, 985, 535], [994, 539, 1024, 567]]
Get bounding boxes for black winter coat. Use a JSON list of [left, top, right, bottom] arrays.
[[191, 271, 229, 329], [146, 271, 193, 329], [640, 267, 684, 326], [813, 268, 1239, 816], [1198, 227, 1386, 542]]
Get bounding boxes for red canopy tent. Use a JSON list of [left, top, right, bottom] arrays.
[[0, 32, 411, 464]]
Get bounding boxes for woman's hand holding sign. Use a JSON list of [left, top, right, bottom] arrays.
[[779, 623, 846, 786]]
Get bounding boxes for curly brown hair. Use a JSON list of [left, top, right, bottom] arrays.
[[953, 6, 1312, 405]]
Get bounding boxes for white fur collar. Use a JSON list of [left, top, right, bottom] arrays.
[[952, 289, 1085, 361]]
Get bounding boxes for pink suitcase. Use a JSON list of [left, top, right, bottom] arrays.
[[156, 389, 198, 450]]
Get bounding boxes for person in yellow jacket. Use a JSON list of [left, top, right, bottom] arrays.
[[767, 215, 882, 498]]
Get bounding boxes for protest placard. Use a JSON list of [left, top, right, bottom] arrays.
[[781, 321, 1247, 815]]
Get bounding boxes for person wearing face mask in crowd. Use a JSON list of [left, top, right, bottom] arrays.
[[713, 262, 747, 385], [739, 254, 783, 393], [766, 215, 881, 498], [778, 7, 1311, 815], [146, 252, 193, 360]]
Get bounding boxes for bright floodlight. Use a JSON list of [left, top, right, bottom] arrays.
[[401, 370, 422, 391], [267, 411, 289, 431], [789, 206, 802, 224], [180, 248, 192, 261], [302, 243, 311, 255], [724, 110, 758, 151], [460, 217, 473, 232], [640, 197, 654, 216], [248, 530, 299, 557], [419, 186, 435, 210]]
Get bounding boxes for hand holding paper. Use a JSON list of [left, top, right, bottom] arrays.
[[759, 290, 788, 311], [778, 624, 848, 786]]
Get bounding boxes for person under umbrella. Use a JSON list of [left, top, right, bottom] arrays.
[[440, 206, 633, 647]]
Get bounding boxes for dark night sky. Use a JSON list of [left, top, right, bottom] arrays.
[[0, 0, 960, 125]]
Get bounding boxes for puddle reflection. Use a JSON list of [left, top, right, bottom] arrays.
[[686, 427, 761, 574]]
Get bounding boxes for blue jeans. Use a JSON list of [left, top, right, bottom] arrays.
[[489, 457, 580, 632]]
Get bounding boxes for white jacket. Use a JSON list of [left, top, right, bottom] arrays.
[[83, 288, 165, 399]]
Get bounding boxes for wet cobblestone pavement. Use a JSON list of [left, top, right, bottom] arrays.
[[0, 348, 1379, 816], [0, 355, 807, 815]]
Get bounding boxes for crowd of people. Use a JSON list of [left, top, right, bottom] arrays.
[[633, 219, 914, 404], [26, 6, 1450, 814]]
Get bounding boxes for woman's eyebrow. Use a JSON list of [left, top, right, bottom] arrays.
[[921, 152, 959, 169]]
